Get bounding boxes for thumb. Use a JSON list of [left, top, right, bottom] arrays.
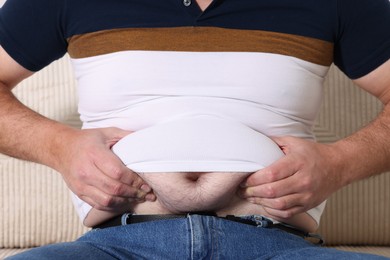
[[102, 127, 132, 147], [270, 136, 296, 154]]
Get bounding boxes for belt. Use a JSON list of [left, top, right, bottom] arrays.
[[93, 213, 323, 244]]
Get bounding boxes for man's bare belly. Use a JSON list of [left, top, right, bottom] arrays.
[[84, 172, 317, 232]]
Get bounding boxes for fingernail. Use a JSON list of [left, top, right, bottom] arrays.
[[140, 184, 152, 193], [145, 193, 156, 202]]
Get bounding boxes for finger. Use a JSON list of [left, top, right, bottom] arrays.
[[79, 162, 150, 200], [81, 149, 155, 201], [269, 136, 296, 154], [242, 156, 299, 188], [145, 193, 157, 202], [246, 195, 305, 219], [239, 174, 300, 199], [93, 149, 152, 191], [101, 127, 132, 148], [94, 128, 152, 191], [92, 149, 133, 183], [100, 127, 148, 184], [240, 162, 300, 199], [79, 185, 143, 211], [248, 193, 304, 211], [262, 205, 305, 220]]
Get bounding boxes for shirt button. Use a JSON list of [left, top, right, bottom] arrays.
[[183, 0, 191, 7]]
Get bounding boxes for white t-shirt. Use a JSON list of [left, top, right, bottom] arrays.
[[71, 51, 328, 224]]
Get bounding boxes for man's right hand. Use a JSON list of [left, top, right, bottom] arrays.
[[55, 127, 156, 211], [0, 46, 154, 212]]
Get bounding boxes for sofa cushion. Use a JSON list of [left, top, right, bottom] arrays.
[[331, 246, 390, 258], [0, 249, 29, 259]]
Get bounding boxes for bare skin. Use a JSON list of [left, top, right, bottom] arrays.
[[196, 0, 213, 11], [85, 172, 318, 232]]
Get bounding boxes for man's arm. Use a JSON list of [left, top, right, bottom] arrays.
[[239, 59, 390, 220], [0, 46, 154, 214]]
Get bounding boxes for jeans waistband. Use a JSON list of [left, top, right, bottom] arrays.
[[92, 212, 323, 245]]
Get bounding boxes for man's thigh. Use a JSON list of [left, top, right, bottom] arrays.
[[7, 219, 191, 260]]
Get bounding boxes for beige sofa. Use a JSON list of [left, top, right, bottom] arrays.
[[0, 56, 389, 259]]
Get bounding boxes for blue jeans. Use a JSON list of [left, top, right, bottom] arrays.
[[7, 214, 388, 259]]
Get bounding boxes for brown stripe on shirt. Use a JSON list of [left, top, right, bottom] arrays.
[[67, 26, 333, 66]]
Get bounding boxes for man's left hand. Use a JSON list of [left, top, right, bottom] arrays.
[[239, 136, 345, 219]]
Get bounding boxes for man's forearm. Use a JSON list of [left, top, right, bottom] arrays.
[[333, 102, 390, 186], [0, 84, 74, 170]]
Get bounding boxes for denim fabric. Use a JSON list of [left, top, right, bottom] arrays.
[[7, 214, 388, 260]]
